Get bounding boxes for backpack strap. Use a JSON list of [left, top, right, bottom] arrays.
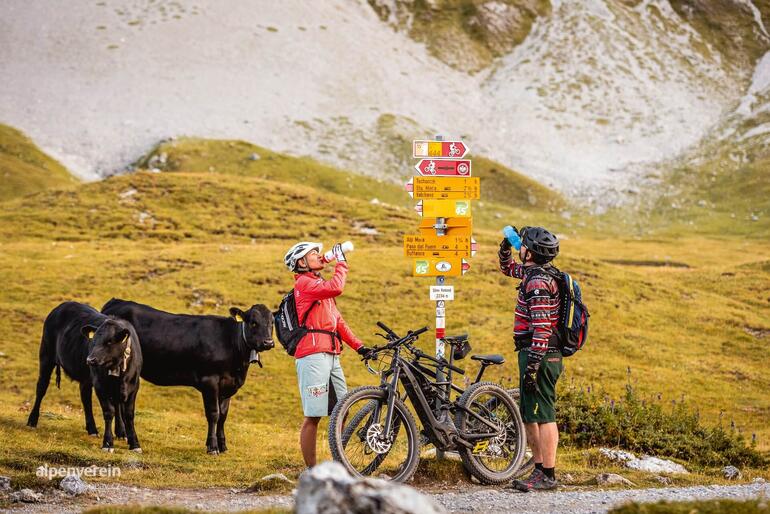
[[299, 299, 340, 351]]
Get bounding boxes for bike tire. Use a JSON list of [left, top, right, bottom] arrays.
[[329, 385, 420, 483], [507, 387, 534, 478], [455, 382, 527, 485]]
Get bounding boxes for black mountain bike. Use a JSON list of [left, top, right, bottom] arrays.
[[328, 322, 527, 484]]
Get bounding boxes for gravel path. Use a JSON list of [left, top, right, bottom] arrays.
[[3, 482, 768, 513]]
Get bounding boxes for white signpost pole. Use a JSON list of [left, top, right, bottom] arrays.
[[434, 135, 446, 460]]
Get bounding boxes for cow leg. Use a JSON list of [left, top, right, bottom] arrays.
[[216, 397, 230, 453], [27, 352, 56, 429], [200, 381, 220, 454], [114, 402, 127, 440], [124, 390, 141, 452], [79, 382, 99, 436], [95, 391, 116, 452]]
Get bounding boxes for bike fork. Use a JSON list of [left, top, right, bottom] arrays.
[[382, 365, 401, 439]]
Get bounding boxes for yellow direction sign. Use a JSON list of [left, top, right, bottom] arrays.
[[415, 199, 472, 218], [418, 217, 472, 237], [412, 257, 470, 277], [404, 234, 472, 258], [406, 177, 480, 200]]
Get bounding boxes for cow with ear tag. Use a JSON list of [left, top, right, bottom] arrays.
[[27, 302, 143, 453], [101, 298, 274, 454], [83, 317, 143, 453]]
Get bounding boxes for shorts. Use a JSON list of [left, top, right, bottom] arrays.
[[518, 349, 563, 423], [295, 352, 348, 417]]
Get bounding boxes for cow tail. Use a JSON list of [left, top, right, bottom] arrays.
[[55, 363, 61, 389]]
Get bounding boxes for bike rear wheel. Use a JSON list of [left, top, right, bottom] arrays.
[[507, 387, 534, 478], [329, 385, 420, 482], [455, 382, 526, 484]]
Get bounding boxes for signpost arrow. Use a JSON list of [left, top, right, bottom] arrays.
[[414, 159, 472, 177], [413, 140, 470, 159], [405, 177, 480, 200], [404, 234, 472, 258]]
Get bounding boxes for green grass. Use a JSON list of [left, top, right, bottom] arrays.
[[0, 136, 767, 491], [367, 0, 550, 72], [0, 124, 78, 201], [610, 498, 769, 514]]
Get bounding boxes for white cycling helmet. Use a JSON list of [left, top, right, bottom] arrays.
[[284, 241, 323, 272]]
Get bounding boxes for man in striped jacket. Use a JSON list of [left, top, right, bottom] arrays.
[[499, 226, 562, 491]]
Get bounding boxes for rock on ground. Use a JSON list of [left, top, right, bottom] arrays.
[[594, 473, 636, 486], [59, 475, 93, 496], [0, 476, 10, 491], [295, 461, 447, 514], [722, 466, 742, 480], [10, 488, 43, 503], [599, 448, 688, 474]]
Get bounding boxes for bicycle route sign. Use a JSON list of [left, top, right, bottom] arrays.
[[413, 140, 470, 159], [414, 159, 472, 177]]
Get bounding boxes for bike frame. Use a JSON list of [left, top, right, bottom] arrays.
[[374, 334, 505, 452]]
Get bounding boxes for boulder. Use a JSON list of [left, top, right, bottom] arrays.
[[595, 473, 636, 487], [0, 476, 10, 491], [10, 488, 42, 503], [722, 466, 742, 480], [626, 456, 688, 474], [295, 461, 446, 514], [599, 448, 688, 474], [60, 475, 93, 496]]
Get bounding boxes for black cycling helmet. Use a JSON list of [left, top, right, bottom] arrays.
[[520, 226, 559, 264]]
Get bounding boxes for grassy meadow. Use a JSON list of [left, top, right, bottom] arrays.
[[0, 128, 768, 491]]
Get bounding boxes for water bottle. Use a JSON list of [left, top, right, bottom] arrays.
[[322, 241, 355, 263], [502, 226, 522, 251]]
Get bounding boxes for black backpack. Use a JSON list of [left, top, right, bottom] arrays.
[[525, 266, 590, 357], [274, 290, 336, 356]]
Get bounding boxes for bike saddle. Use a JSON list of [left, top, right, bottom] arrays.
[[442, 334, 469, 344], [471, 354, 505, 365]]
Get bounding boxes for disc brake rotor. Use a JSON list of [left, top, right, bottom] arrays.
[[365, 423, 393, 454]]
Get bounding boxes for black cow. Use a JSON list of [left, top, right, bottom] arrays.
[[101, 298, 274, 454], [27, 302, 143, 452]]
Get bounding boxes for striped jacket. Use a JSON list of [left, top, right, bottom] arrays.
[[499, 247, 560, 364]]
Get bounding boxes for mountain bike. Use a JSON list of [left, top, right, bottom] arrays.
[[328, 321, 527, 484]]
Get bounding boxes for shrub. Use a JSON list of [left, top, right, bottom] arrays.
[[610, 498, 768, 514], [557, 383, 767, 468]]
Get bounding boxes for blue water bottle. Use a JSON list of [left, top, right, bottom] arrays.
[[502, 225, 522, 251]]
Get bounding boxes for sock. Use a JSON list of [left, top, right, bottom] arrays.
[[543, 467, 555, 480], [535, 462, 543, 472]]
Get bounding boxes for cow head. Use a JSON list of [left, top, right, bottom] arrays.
[[83, 319, 132, 374], [229, 304, 275, 353]]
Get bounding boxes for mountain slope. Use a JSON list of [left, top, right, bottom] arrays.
[[0, 124, 78, 201], [0, 0, 766, 199]]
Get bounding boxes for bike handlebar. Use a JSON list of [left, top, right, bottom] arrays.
[[377, 321, 397, 337]]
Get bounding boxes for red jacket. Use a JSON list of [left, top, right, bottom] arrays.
[[293, 262, 363, 359]]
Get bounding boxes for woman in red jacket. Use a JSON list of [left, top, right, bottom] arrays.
[[283, 241, 372, 467]]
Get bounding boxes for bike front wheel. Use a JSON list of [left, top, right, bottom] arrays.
[[455, 382, 527, 484], [329, 385, 420, 482]]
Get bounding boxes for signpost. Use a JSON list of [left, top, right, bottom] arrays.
[[405, 177, 480, 200], [407, 136, 478, 460], [414, 200, 472, 218], [412, 257, 470, 277], [413, 140, 469, 159], [414, 159, 472, 177]]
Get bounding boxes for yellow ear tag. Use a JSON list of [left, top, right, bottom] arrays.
[[235, 314, 243, 322], [88, 331, 95, 340]]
